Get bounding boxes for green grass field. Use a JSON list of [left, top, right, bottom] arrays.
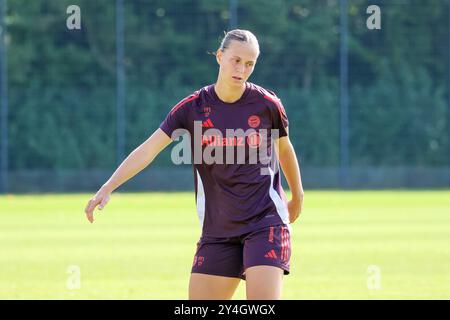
[[1, 191, 449, 299]]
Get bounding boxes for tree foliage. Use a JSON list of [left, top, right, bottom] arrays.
[[3, 0, 448, 170]]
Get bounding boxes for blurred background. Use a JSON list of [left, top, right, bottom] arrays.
[[0, 0, 449, 192], [1, 0, 450, 301]]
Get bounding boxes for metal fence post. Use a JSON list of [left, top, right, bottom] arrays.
[[116, 0, 125, 165], [0, 0, 8, 193], [229, 0, 237, 30], [448, 0, 450, 187], [340, 0, 349, 189]]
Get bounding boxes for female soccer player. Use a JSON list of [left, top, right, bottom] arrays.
[[85, 29, 304, 300]]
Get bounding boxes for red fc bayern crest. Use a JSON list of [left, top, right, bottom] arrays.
[[248, 115, 260, 128]]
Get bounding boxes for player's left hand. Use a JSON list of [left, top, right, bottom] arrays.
[[288, 195, 303, 223]]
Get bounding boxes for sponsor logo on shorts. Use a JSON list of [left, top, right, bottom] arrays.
[[264, 249, 278, 259]]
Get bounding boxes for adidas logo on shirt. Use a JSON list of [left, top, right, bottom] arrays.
[[202, 119, 214, 128]]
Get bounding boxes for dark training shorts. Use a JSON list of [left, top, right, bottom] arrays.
[[191, 224, 292, 280]]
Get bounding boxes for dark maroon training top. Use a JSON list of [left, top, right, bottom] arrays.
[[160, 82, 290, 237]]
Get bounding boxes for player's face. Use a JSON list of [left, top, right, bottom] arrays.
[[216, 40, 259, 87]]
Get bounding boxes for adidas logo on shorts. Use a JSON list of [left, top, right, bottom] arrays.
[[264, 249, 277, 259]]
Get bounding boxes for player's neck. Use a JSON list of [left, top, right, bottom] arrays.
[[214, 79, 246, 103]]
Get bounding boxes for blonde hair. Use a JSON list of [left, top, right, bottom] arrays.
[[218, 29, 260, 54]]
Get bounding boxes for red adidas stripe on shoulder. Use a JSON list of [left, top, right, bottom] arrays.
[[263, 93, 287, 119], [170, 92, 200, 116]]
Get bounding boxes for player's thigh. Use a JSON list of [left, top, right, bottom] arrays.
[[245, 265, 284, 300], [189, 273, 241, 300]]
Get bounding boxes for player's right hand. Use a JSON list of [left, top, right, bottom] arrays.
[[84, 186, 111, 223]]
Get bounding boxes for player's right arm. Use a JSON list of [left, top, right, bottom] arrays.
[[84, 128, 172, 223]]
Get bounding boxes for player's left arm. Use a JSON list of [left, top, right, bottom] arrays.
[[274, 128, 304, 223]]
